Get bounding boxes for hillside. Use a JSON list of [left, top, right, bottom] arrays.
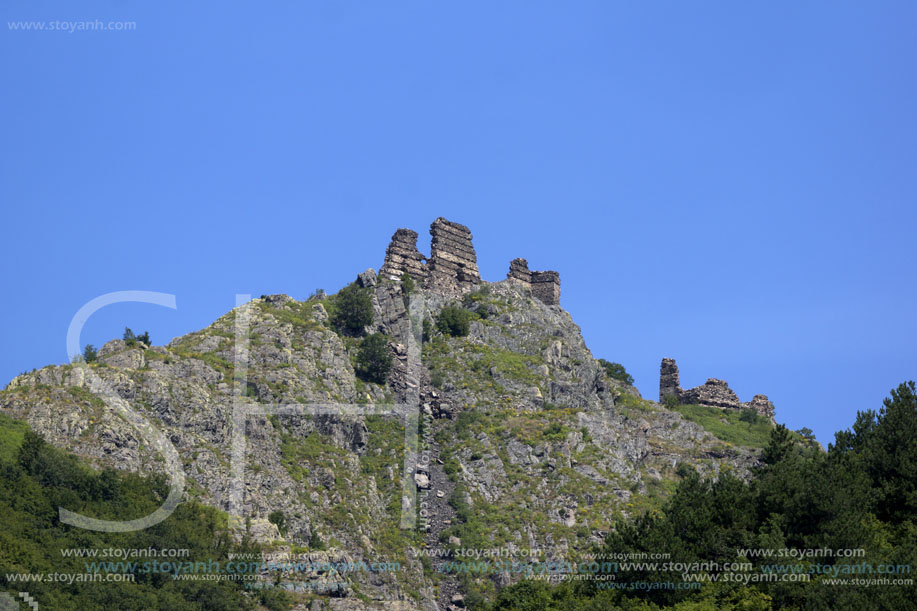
[[0, 218, 778, 610]]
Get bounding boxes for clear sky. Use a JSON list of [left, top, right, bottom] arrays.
[[2, 1, 915, 445]]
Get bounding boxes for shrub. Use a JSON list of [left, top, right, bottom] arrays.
[[355, 333, 393, 385], [598, 359, 634, 385], [739, 408, 762, 424], [268, 510, 286, 534], [331, 283, 374, 336], [82, 344, 98, 363], [436, 305, 472, 337], [309, 530, 326, 550], [662, 393, 680, 409], [401, 273, 415, 294], [123, 327, 151, 347]]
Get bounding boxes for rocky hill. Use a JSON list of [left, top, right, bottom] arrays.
[[0, 217, 776, 610]]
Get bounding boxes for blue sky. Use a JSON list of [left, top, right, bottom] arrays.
[[2, 1, 915, 445]]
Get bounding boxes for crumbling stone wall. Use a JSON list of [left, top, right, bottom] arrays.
[[378, 218, 562, 304], [507, 258, 532, 284], [506, 258, 561, 306], [659, 358, 682, 402], [680, 378, 741, 409], [531, 271, 561, 306], [379, 228, 427, 281], [426, 217, 481, 297], [659, 358, 775, 421]]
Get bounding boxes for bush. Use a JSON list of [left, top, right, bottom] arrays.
[[662, 394, 680, 409], [436, 305, 472, 337], [123, 327, 151, 347], [739, 408, 761, 424], [309, 531, 326, 550], [355, 333, 393, 385], [598, 359, 634, 385], [331, 283, 374, 336], [82, 344, 97, 363], [268, 510, 286, 534]]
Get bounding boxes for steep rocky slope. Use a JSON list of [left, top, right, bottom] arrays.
[[0, 219, 771, 610]]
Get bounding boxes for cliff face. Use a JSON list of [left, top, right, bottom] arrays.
[[0, 218, 768, 609]]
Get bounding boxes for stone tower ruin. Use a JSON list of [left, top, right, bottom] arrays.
[[379, 218, 562, 305]]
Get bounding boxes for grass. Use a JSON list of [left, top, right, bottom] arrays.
[[670, 403, 774, 448], [0, 412, 29, 463]]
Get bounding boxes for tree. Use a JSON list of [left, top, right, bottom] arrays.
[[436, 305, 472, 337], [268, 510, 286, 534], [331, 283, 374, 336], [123, 327, 137, 346], [597, 359, 634, 385], [137, 330, 151, 346], [355, 333, 392, 384], [82, 344, 98, 363]]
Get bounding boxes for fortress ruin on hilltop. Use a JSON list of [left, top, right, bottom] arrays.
[[378, 217, 561, 305], [660, 358, 775, 421]]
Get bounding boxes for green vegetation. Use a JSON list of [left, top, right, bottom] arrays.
[[670, 403, 773, 448], [329, 283, 373, 336], [0, 420, 281, 610], [354, 333, 393, 385], [82, 344, 98, 363], [267, 510, 286, 535], [257, 299, 323, 333], [401, 273, 415, 306], [436, 304, 473, 337], [122, 327, 151, 347], [485, 381, 917, 611], [597, 358, 634, 385]]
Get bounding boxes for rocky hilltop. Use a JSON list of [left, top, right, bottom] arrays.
[[0, 218, 774, 610]]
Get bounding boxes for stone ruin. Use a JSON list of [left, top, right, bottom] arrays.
[[505, 258, 561, 306], [378, 218, 561, 305], [426, 217, 481, 298], [659, 358, 774, 420]]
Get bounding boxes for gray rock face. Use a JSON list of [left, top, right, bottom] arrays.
[[356, 268, 377, 288], [0, 220, 777, 609]]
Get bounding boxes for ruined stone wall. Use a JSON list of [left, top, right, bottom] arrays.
[[680, 379, 741, 409], [426, 217, 481, 297], [379, 218, 562, 305], [659, 358, 682, 402], [379, 228, 427, 281], [659, 358, 775, 421], [531, 271, 561, 306], [507, 258, 532, 284]]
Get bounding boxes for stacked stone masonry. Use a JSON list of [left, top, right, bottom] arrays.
[[379, 228, 427, 281], [659, 358, 775, 421], [426, 217, 481, 298], [379, 218, 562, 305], [505, 258, 561, 306]]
